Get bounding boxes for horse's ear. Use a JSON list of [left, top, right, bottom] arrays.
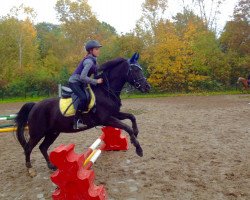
[[130, 53, 137, 63], [135, 52, 140, 61]]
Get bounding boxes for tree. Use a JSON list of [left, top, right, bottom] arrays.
[[173, 9, 204, 37], [35, 22, 71, 79], [145, 20, 189, 91], [55, 0, 117, 70], [179, 0, 226, 32], [0, 16, 38, 81], [192, 30, 229, 86], [220, 0, 250, 56], [220, 20, 250, 56], [144, 11, 228, 91], [55, 0, 99, 52], [220, 0, 250, 82], [135, 0, 168, 46], [36, 23, 63, 59], [8, 4, 38, 69], [233, 0, 250, 22]]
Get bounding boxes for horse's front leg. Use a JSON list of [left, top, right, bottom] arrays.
[[103, 116, 143, 157], [115, 112, 139, 137]]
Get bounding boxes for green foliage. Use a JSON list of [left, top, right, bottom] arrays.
[[57, 66, 70, 85], [189, 79, 223, 91], [36, 23, 63, 59], [219, 0, 250, 84], [0, 0, 249, 99], [220, 20, 250, 56]]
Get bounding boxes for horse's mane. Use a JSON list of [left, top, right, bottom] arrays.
[[99, 58, 127, 72]]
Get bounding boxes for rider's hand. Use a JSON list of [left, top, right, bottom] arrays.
[[97, 78, 103, 84]]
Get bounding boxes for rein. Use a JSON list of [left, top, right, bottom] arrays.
[[101, 72, 121, 105], [100, 61, 145, 103]]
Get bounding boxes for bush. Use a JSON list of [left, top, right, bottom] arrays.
[[191, 79, 224, 91]]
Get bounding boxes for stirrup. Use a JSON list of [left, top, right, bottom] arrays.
[[73, 119, 87, 129]]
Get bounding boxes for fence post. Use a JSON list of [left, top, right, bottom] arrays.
[[58, 84, 62, 98]]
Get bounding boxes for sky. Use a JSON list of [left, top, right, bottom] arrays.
[[0, 0, 238, 34]]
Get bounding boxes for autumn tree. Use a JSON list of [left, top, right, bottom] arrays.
[[55, 0, 97, 44], [146, 20, 186, 91], [220, 0, 250, 56], [220, 0, 250, 82], [135, 0, 168, 46], [8, 4, 38, 69], [173, 9, 204, 37], [233, 0, 250, 22], [143, 7, 229, 91], [55, 0, 117, 70], [0, 15, 38, 82], [179, 0, 226, 32]]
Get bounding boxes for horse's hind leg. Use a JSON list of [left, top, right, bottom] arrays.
[[25, 135, 44, 169], [39, 132, 60, 170]]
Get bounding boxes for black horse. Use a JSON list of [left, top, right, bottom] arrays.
[[15, 53, 150, 172]]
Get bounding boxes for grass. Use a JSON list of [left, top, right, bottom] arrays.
[[0, 96, 53, 104], [121, 89, 249, 99], [0, 90, 249, 104]]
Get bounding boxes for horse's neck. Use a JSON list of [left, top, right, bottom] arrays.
[[106, 61, 128, 96], [242, 79, 248, 88], [109, 78, 126, 96]]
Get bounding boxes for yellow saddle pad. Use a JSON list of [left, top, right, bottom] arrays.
[[59, 86, 96, 117]]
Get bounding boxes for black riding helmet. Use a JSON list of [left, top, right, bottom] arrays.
[[85, 40, 102, 52]]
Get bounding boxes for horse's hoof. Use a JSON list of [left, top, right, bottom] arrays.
[[26, 162, 32, 168], [134, 130, 139, 138], [28, 168, 37, 177], [136, 147, 143, 157], [48, 163, 57, 171]]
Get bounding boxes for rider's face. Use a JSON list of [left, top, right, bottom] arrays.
[[92, 48, 100, 57]]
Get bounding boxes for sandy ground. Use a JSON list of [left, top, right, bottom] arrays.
[[0, 95, 249, 200]]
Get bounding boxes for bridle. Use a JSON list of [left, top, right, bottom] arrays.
[[127, 62, 146, 89], [101, 61, 146, 103]]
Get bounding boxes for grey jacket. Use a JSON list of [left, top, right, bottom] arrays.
[[69, 55, 98, 85]]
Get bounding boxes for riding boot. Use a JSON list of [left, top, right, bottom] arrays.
[[73, 110, 86, 129]]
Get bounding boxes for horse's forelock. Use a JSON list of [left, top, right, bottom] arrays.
[[100, 58, 127, 72]]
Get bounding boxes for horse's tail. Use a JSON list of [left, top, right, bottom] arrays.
[[15, 102, 36, 149]]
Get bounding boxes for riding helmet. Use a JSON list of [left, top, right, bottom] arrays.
[[85, 40, 102, 52]]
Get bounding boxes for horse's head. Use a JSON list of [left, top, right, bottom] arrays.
[[126, 53, 151, 93], [237, 77, 242, 84], [237, 77, 249, 89], [100, 53, 151, 93]]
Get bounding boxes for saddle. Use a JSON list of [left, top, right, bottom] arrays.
[[59, 85, 96, 117]]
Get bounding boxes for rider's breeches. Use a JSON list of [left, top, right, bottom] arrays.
[[68, 82, 87, 111]]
